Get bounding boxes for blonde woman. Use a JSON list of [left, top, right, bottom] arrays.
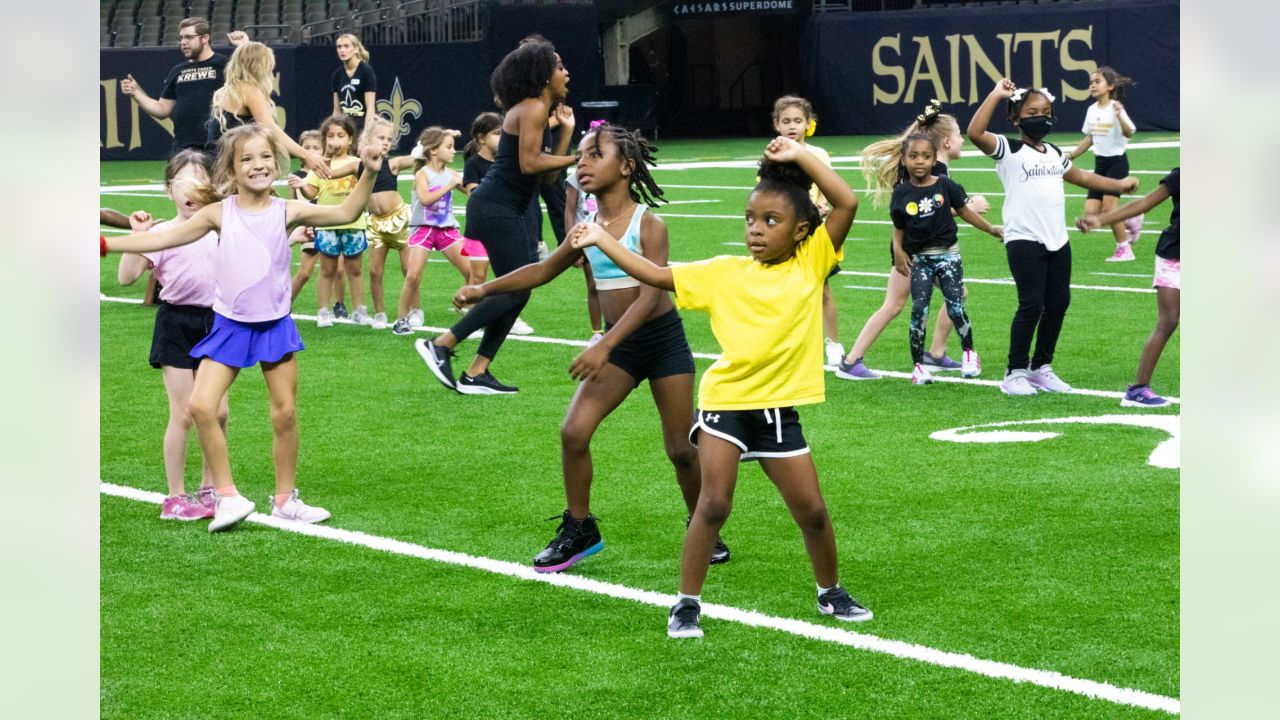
[[207, 41, 329, 178], [332, 33, 377, 129]]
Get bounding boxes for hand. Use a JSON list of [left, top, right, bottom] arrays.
[[989, 225, 1004, 240], [967, 194, 990, 214], [892, 249, 912, 278], [1112, 101, 1125, 115], [568, 222, 607, 249], [817, 199, 831, 218], [991, 78, 1018, 99], [120, 73, 137, 96], [569, 342, 610, 382], [358, 143, 385, 174], [227, 30, 249, 46], [1076, 215, 1101, 233], [450, 170, 465, 189], [287, 174, 307, 190], [453, 284, 485, 309], [129, 210, 153, 232], [1120, 176, 1140, 194], [447, 129, 461, 138], [305, 151, 331, 180], [764, 135, 804, 162], [554, 103, 575, 131]]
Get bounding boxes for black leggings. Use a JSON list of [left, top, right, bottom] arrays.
[[452, 197, 538, 360], [1005, 240, 1071, 372]]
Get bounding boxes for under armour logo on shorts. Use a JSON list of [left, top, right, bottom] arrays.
[[705, 413, 720, 423]]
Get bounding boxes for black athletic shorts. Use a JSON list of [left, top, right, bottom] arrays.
[[689, 407, 809, 461], [149, 302, 214, 370], [606, 308, 696, 383], [1088, 154, 1130, 200]]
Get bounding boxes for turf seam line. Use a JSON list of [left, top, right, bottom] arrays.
[[98, 481, 1179, 715]]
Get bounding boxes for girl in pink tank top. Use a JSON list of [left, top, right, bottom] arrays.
[[103, 124, 385, 533]]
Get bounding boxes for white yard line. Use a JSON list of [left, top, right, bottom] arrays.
[[98, 481, 1179, 715], [838, 270, 1154, 295]]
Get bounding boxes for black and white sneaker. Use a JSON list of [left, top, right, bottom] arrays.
[[415, 337, 456, 390], [687, 515, 731, 565], [392, 317, 414, 336], [667, 598, 703, 639], [457, 370, 518, 395], [817, 586, 873, 622]]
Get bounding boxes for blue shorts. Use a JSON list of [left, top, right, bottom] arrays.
[[315, 229, 368, 257]]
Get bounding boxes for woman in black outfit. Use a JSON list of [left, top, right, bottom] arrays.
[[418, 41, 575, 395]]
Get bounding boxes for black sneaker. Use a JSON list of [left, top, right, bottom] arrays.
[[687, 515, 731, 565], [333, 301, 349, 319], [667, 598, 703, 638], [533, 510, 603, 573], [817, 586, 873, 622], [415, 337, 456, 390], [392, 318, 413, 336], [457, 370, 518, 395]]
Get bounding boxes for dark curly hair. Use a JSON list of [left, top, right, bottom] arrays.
[[490, 41, 559, 111], [755, 158, 821, 238], [586, 124, 665, 208]]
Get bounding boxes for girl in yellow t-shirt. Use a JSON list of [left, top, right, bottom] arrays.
[[570, 136, 873, 639]]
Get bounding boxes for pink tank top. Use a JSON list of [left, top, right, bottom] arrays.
[[142, 219, 217, 307], [213, 195, 291, 322]]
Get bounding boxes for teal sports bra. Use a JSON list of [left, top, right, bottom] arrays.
[[585, 204, 646, 290]]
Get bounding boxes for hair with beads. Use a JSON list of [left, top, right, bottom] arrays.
[[584, 124, 665, 208]]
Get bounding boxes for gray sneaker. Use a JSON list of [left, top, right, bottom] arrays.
[[351, 305, 372, 326], [817, 586, 873, 622], [921, 352, 962, 371], [667, 598, 704, 639], [1000, 369, 1037, 396], [392, 318, 413, 336]]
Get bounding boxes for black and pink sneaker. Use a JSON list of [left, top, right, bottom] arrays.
[[533, 511, 604, 573]]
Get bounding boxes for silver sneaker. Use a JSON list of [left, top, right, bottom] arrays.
[[407, 308, 425, 327], [371, 312, 388, 330], [352, 305, 372, 326], [1000, 369, 1038, 396]]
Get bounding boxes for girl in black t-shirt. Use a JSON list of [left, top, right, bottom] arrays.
[[892, 135, 1003, 385]]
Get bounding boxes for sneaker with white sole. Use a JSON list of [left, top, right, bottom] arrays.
[[161, 493, 214, 521], [1105, 242, 1136, 262], [457, 370, 518, 395], [921, 352, 962, 371], [371, 312, 388, 330], [961, 349, 981, 378], [911, 363, 934, 385], [352, 305, 372, 326], [416, 337, 457, 390], [407, 308, 425, 327], [835, 357, 880, 380], [332, 301, 348, 319], [392, 317, 413, 335], [1028, 364, 1073, 393], [509, 317, 534, 336], [667, 598, 704, 638], [316, 307, 334, 328], [1124, 214, 1144, 244], [208, 493, 255, 532], [1000, 369, 1037, 396], [817, 586, 873, 622], [1121, 384, 1170, 408], [824, 339, 845, 367], [270, 489, 331, 524]]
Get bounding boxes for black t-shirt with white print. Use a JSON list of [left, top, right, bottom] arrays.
[[333, 62, 378, 119], [160, 53, 229, 150], [1156, 167, 1179, 260], [891, 174, 970, 255]]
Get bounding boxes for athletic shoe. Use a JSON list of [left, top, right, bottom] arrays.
[[161, 493, 214, 521], [824, 338, 845, 368], [195, 487, 217, 512], [392, 317, 413, 336], [533, 510, 604, 573], [686, 515, 731, 565], [415, 337, 457, 390], [1105, 242, 1136, 262], [1028, 364, 1073, 393], [587, 331, 604, 348], [961, 349, 981, 378], [457, 370, 519, 395], [1121, 384, 1170, 408], [911, 363, 934, 385], [269, 489, 331, 524], [333, 301, 349, 319], [316, 307, 334, 328], [921, 352, 962, 371], [208, 493, 255, 533], [817, 586, 873, 622], [835, 357, 879, 381], [667, 598, 704, 638], [371, 312, 388, 330], [352, 305, 372, 326], [1000, 369, 1037, 396], [1124, 214, 1144, 244], [407, 308, 425, 327], [510, 317, 535, 335]]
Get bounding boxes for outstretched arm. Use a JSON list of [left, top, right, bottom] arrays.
[[569, 222, 675, 292], [454, 238, 582, 308], [1067, 134, 1093, 162], [242, 86, 330, 178], [763, 137, 857, 249], [100, 208, 132, 229], [1077, 183, 1169, 232], [1064, 166, 1138, 195], [289, 145, 382, 228], [968, 79, 1016, 156], [102, 205, 220, 254], [120, 74, 175, 120]]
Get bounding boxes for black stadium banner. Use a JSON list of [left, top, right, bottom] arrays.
[[671, 1, 806, 17], [801, 0, 1179, 135]]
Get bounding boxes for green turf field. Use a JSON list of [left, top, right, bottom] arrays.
[[100, 134, 1180, 718]]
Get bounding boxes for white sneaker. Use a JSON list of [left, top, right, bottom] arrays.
[[1105, 242, 1136, 262], [407, 308, 425, 327], [961, 349, 981, 378], [208, 493, 255, 533], [270, 489, 331, 524], [371, 312, 388, 330], [352, 305, 372, 326], [1000, 369, 1037, 396], [1028, 364, 1073, 393], [824, 339, 845, 368], [587, 331, 604, 348], [316, 307, 334, 328], [911, 363, 934, 385], [510, 317, 534, 335]]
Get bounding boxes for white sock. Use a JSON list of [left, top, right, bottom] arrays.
[[676, 592, 701, 605], [817, 583, 839, 595]]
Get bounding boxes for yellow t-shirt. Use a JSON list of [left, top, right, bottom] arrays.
[[672, 224, 842, 411], [305, 158, 367, 231]]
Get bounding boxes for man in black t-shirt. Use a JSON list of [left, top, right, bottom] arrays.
[[120, 17, 248, 154]]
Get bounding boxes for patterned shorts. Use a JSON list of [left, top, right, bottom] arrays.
[[315, 229, 368, 257], [1153, 256, 1180, 290]]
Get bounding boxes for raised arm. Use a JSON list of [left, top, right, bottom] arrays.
[[569, 222, 674, 292], [100, 208, 132, 229], [515, 100, 577, 176], [968, 78, 1016, 156], [1114, 101, 1136, 138], [242, 86, 330, 178], [764, 137, 857, 248], [289, 145, 381, 228], [1064, 165, 1138, 195], [1077, 183, 1169, 232], [103, 205, 220, 255]]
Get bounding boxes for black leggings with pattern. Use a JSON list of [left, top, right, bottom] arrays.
[[909, 251, 973, 363]]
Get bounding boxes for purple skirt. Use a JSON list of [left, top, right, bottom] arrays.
[[190, 312, 304, 368]]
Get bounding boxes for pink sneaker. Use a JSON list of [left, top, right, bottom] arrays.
[[1124, 214, 1144, 244], [161, 493, 215, 521], [195, 487, 217, 512], [1105, 242, 1135, 262]]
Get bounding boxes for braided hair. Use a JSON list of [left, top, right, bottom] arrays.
[[755, 157, 821, 239], [586, 124, 666, 208]]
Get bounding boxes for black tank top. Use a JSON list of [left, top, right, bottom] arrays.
[[472, 131, 539, 213], [205, 110, 254, 151], [372, 160, 398, 193]]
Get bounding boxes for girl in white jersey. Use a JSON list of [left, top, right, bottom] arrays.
[[968, 79, 1138, 396], [1068, 67, 1142, 262]]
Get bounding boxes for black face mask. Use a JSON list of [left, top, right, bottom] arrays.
[[1019, 115, 1054, 142]]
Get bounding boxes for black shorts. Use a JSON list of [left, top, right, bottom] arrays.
[[689, 407, 809, 461], [1088, 154, 1130, 200], [149, 302, 214, 370], [606, 308, 696, 384]]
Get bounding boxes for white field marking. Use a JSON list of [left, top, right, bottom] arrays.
[[930, 414, 1180, 469], [97, 480, 1180, 715], [98, 295, 1179, 404], [843, 285, 890, 292], [840, 271, 1154, 295], [1092, 272, 1151, 278]]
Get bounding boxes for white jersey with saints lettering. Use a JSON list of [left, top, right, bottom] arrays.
[[990, 134, 1073, 251]]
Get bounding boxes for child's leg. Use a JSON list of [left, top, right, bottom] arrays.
[[317, 254, 338, 309], [343, 252, 364, 310], [928, 284, 962, 357], [333, 255, 347, 305], [679, 435, 741, 596], [187, 359, 240, 491], [1005, 241, 1050, 372], [368, 246, 389, 314], [160, 366, 198, 497], [822, 281, 839, 344], [397, 247, 429, 319], [1031, 244, 1072, 369], [936, 255, 974, 351], [198, 390, 230, 490], [759, 454, 837, 588], [260, 353, 299, 499], [559, 367, 637, 518], [1101, 195, 1127, 246], [844, 267, 910, 363], [292, 249, 319, 302], [1136, 287, 1180, 386], [649, 373, 701, 514], [468, 258, 489, 286], [441, 241, 472, 283], [908, 258, 935, 364]]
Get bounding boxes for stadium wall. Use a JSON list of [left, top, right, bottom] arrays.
[[801, 0, 1179, 135]]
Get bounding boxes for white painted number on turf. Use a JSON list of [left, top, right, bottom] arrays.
[[929, 414, 1180, 470]]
